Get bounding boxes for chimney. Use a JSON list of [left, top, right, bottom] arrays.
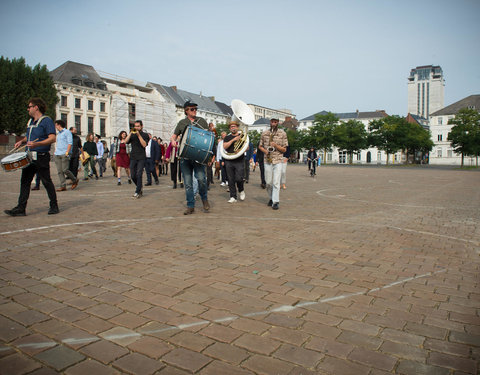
[[170, 86, 177, 92], [209, 96, 215, 102]]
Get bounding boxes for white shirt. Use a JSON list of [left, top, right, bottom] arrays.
[[217, 139, 224, 161], [146, 139, 152, 158]]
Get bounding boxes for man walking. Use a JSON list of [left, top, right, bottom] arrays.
[[125, 120, 149, 198], [54, 120, 78, 191], [258, 117, 288, 210], [68, 127, 82, 180], [145, 133, 160, 186], [223, 121, 246, 203]]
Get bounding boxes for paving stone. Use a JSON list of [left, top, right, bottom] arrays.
[[162, 348, 212, 373], [427, 351, 477, 374], [234, 333, 282, 355], [273, 343, 324, 368], [127, 336, 172, 359], [64, 359, 120, 375], [34, 345, 85, 371], [112, 352, 165, 374], [98, 326, 142, 346], [0, 352, 41, 375], [11, 333, 56, 355], [348, 347, 397, 371], [243, 354, 295, 375], [200, 360, 254, 375], [0, 316, 30, 342], [316, 355, 371, 375], [203, 342, 250, 364], [199, 324, 243, 343], [396, 359, 449, 375], [80, 339, 129, 364], [168, 331, 215, 352]]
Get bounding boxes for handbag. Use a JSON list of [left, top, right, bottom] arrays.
[[80, 151, 90, 166]]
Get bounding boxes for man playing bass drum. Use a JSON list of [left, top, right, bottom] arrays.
[[170, 101, 210, 215]]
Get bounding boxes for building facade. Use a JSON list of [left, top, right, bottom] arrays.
[[407, 65, 445, 120], [51, 61, 111, 139], [248, 104, 295, 123], [429, 94, 480, 166]]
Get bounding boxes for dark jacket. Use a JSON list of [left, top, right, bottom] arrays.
[[148, 139, 161, 162]]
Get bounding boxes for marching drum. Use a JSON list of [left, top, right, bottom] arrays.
[[1, 152, 32, 172], [178, 126, 214, 165]]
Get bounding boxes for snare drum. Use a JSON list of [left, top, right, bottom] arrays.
[[178, 126, 214, 165], [1, 152, 32, 172]]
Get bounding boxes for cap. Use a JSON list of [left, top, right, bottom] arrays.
[[270, 117, 279, 122], [183, 100, 198, 109]]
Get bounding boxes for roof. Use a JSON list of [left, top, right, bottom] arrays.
[[215, 101, 233, 117], [300, 110, 388, 122], [50, 61, 107, 91], [148, 82, 224, 114], [430, 95, 480, 116]]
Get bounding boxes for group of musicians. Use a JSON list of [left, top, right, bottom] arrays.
[[4, 98, 288, 217]]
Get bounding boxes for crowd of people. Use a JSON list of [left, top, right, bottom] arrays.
[[4, 98, 291, 217]]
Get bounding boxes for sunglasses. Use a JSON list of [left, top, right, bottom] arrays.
[[188, 107, 197, 111]]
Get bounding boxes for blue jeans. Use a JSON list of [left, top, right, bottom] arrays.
[[180, 159, 207, 208]]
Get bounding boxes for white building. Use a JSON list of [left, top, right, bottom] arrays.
[[298, 110, 403, 164], [407, 65, 445, 120], [429, 94, 480, 166], [248, 104, 294, 122], [51, 61, 111, 140]]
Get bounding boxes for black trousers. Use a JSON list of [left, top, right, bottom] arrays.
[[258, 160, 266, 185], [220, 161, 227, 183], [18, 153, 57, 210], [170, 158, 182, 184], [244, 158, 250, 182], [130, 158, 145, 194], [207, 163, 213, 186], [225, 158, 245, 199], [145, 158, 158, 184], [69, 156, 79, 179]]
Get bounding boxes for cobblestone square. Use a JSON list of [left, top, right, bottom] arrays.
[[1, 164, 479, 374]]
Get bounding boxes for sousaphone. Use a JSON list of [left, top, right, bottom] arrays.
[[221, 99, 255, 160]]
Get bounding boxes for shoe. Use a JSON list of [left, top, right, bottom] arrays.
[[128, 179, 132, 184], [31, 186, 40, 191], [83, 178, 89, 181], [155, 180, 159, 185], [132, 192, 141, 199], [56, 187, 67, 192], [117, 181, 121, 186], [71, 179, 79, 190], [4, 207, 26, 217], [267, 200, 273, 207], [95, 176, 98, 180], [184, 207, 194, 215], [261, 183, 266, 189], [173, 182, 177, 189], [228, 197, 237, 203], [272, 203, 279, 210], [48, 206, 59, 215], [239, 191, 246, 201], [245, 180, 249, 184], [220, 182, 225, 186], [180, 182, 184, 188], [145, 183, 152, 186], [202, 200, 210, 212]]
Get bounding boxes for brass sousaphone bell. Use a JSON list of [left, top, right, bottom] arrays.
[[221, 99, 255, 160]]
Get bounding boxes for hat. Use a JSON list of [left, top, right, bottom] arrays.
[[270, 117, 279, 122], [183, 100, 198, 109], [229, 120, 239, 126]]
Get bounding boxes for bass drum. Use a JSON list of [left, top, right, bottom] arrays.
[[178, 125, 214, 165]]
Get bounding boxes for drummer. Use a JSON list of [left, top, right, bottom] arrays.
[[4, 97, 59, 216], [170, 101, 210, 215]]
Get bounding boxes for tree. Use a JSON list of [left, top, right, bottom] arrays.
[[447, 107, 480, 167], [333, 119, 368, 164], [309, 112, 338, 164], [248, 129, 261, 148], [0, 56, 58, 134], [368, 116, 403, 165], [401, 121, 434, 164]]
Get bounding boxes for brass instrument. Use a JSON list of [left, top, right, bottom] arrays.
[[221, 99, 255, 160], [266, 129, 276, 163]]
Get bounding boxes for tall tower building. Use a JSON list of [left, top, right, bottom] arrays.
[[407, 65, 445, 119]]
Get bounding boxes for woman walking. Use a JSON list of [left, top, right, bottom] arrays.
[[112, 130, 132, 185]]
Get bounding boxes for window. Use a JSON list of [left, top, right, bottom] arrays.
[[327, 153, 332, 161], [437, 149, 442, 158], [357, 152, 361, 161], [61, 96, 67, 107], [377, 152, 382, 161], [437, 134, 443, 141], [438, 117, 443, 125], [88, 100, 94, 111], [75, 98, 81, 109], [88, 117, 94, 134], [75, 115, 81, 133], [61, 113, 67, 125], [100, 118, 106, 137], [447, 150, 453, 157], [100, 102, 105, 112]]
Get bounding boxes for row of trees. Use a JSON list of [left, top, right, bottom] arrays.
[[0, 56, 58, 135], [283, 113, 434, 165]]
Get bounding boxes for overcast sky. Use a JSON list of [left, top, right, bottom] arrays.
[[1, 0, 479, 119]]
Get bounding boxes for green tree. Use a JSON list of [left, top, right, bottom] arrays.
[[309, 112, 338, 164], [333, 119, 367, 164], [215, 122, 229, 136], [368, 116, 403, 164], [0, 56, 58, 134], [447, 107, 480, 167], [401, 121, 434, 164], [248, 129, 261, 148]]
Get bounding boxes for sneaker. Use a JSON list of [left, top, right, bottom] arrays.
[[145, 183, 152, 186], [267, 200, 273, 207], [31, 186, 40, 191], [220, 182, 226, 186], [4, 207, 26, 217], [132, 192, 141, 199], [272, 202, 279, 210], [117, 181, 121, 186], [95, 176, 98, 180], [261, 183, 266, 189], [180, 182, 184, 188], [239, 191, 246, 201], [228, 197, 237, 203], [173, 182, 177, 189], [128, 179, 132, 184]]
